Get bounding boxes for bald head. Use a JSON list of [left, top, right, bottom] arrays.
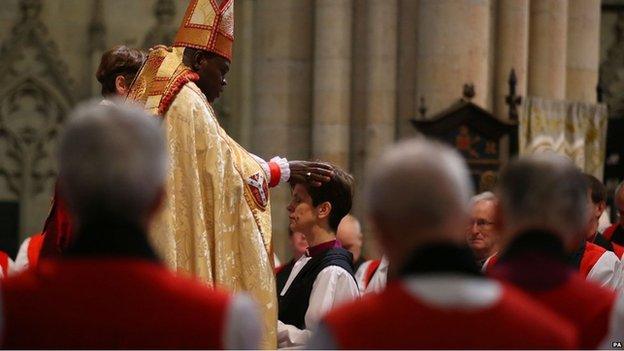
[[496, 154, 588, 249], [365, 138, 473, 265], [337, 215, 363, 262]]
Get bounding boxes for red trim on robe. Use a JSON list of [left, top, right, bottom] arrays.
[[603, 224, 619, 242], [483, 253, 499, 275], [0, 251, 9, 278], [363, 259, 381, 288], [580, 242, 607, 278], [27, 233, 44, 268], [613, 242, 624, 258], [40, 185, 73, 259]]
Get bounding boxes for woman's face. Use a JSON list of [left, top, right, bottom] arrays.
[[287, 184, 318, 235]]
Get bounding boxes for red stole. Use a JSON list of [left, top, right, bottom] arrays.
[[580, 242, 607, 277], [324, 281, 577, 349], [40, 185, 73, 259], [2, 259, 230, 349], [363, 259, 381, 288], [26, 233, 44, 268], [603, 223, 619, 241], [526, 273, 615, 348], [0, 251, 9, 277]]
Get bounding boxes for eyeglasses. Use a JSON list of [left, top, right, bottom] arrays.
[[469, 218, 495, 229]]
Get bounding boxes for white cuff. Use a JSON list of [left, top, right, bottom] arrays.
[[278, 320, 311, 348], [251, 154, 270, 176], [270, 156, 290, 183]]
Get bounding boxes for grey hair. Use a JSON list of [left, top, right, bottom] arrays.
[[365, 138, 473, 234], [58, 100, 168, 224], [470, 191, 497, 206], [496, 154, 588, 240]]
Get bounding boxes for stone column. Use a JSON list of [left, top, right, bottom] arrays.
[[364, 0, 398, 169], [312, 0, 353, 169], [88, 0, 106, 98], [396, 0, 419, 138], [252, 1, 313, 262], [493, 0, 529, 118], [416, 0, 492, 116], [566, 0, 601, 103], [229, 0, 254, 147], [528, 0, 568, 100]]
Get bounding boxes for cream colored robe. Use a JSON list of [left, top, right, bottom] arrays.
[[150, 81, 277, 348]]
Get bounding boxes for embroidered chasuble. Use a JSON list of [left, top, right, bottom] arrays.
[[127, 46, 276, 348]]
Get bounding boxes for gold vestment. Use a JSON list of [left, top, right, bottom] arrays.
[[128, 47, 276, 348]]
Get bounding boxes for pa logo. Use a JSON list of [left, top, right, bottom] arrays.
[[612, 341, 623, 348]]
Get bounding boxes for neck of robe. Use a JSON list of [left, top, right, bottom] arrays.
[[399, 243, 481, 278], [65, 217, 160, 262]]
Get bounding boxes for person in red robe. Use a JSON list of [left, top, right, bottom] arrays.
[[1, 101, 261, 349], [483, 174, 621, 290], [309, 139, 578, 349], [490, 155, 618, 349], [604, 180, 624, 245], [585, 174, 624, 257], [0, 250, 15, 279], [35, 46, 147, 262]]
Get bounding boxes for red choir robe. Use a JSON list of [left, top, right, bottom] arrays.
[[39, 185, 73, 259], [14, 233, 44, 273], [0, 251, 13, 278], [579, 241, 621, 289], [319, 278, 577, 349], [486, 240, 620, 289], [603, 223, 624, 245], [1, 259, 231, 349], [491, 230, 617, 349], [313, 244, 578, 349]]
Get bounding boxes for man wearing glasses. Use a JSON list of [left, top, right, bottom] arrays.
[[466, 192, 499, 268]]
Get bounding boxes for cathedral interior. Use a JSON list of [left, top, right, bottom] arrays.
[[0, 0, 622, 262]]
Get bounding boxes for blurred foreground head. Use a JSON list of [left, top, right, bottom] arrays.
[[365, 138, 473, 269], [58, 101, 168, 229], [495, 154, 588, 252]]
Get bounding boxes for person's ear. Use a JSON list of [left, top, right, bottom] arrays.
[[192, 51, 204, 71], [115, 75, 127, 95], [597, 201, 606, 217], [317, 201, 332, 220]]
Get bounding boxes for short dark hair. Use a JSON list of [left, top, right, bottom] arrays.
[[182, 47, 218, 68], [96, 45, 146, 96], [292, 164, 354, 232], [585, 174, 606, 204]]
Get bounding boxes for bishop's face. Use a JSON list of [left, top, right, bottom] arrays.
[[195, 52, 230, 103], [287, 184, 318, 235]]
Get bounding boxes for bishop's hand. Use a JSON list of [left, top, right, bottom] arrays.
[[288, 161, 334, 187]]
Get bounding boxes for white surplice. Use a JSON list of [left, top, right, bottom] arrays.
[[278, 254, 360, 348]]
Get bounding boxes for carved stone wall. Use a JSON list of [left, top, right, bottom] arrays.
[[0, 0, 186, 247], [0, 0, 611, 261], [0, 0, 74, 245]]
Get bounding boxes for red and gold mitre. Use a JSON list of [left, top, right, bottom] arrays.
[[173, 0, 234, 61]]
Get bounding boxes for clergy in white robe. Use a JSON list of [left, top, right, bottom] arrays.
[[277, 165, 360, 348]]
